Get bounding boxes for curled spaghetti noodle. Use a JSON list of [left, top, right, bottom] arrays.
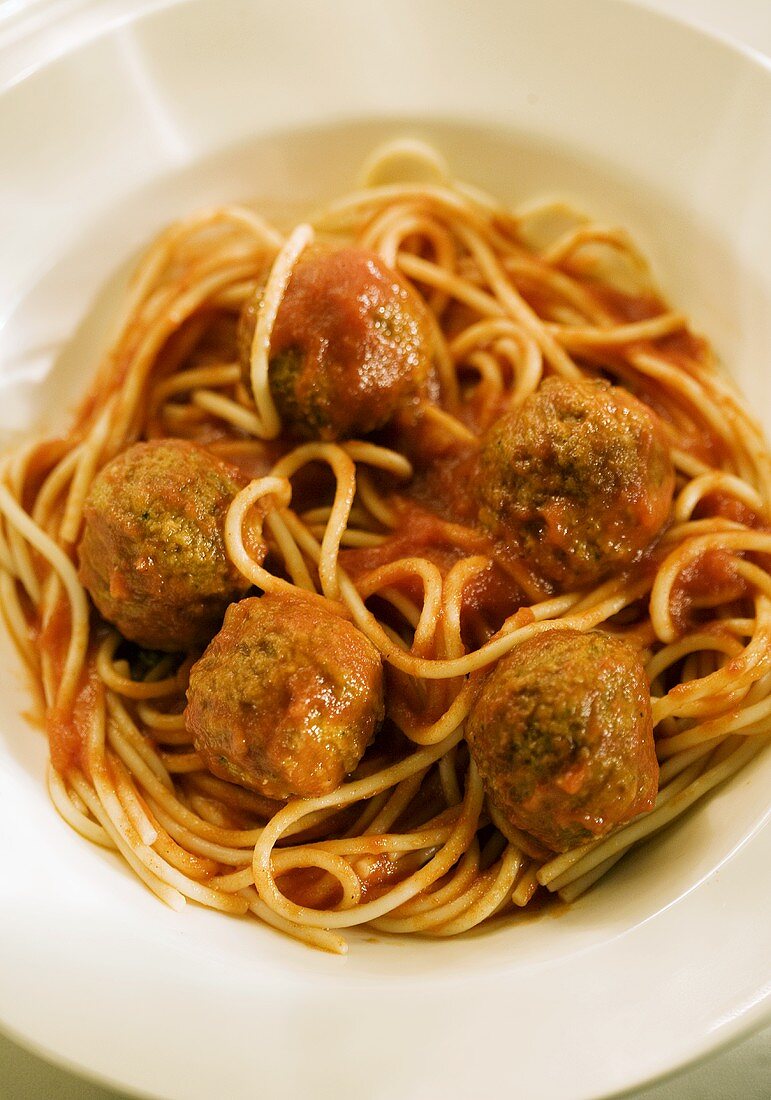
[[2, 145, 770, 954]]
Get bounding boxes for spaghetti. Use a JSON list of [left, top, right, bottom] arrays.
[[2, 144, 770, 954]]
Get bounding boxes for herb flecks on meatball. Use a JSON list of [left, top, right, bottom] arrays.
[[78, 439, 249, 652], [185, 593, 384, 799], [476, 377, 675, 590], [238, 246, 432, 440], [465, 628, 658, 852]]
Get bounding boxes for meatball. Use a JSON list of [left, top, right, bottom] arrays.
[[185, 593, 384, 799], [237, 246, 432, 440], [78, 439, 249, 652], [476, 377, 674, 590], [466, 629, 658, 852]]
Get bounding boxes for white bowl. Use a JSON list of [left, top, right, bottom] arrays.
[[0, 2, 769, 1098]]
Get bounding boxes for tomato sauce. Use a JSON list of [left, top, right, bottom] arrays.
[[669, 549, 752, 636], [34, 595, 100, 774], [587, 284, 666, 324], [695, 491, 763, 530], [47, 675, 100, 776], [341, 499, 527, 641]]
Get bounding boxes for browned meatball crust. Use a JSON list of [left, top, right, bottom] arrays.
[[465, 629, 658, 852], [185, 593, 384, 799], [476, 377, 675, 590], [78, 439, 249, 651], [238, 246, 432, 440]]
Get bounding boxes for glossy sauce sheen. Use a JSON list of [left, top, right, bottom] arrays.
[[240, 247, 434, 440]]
